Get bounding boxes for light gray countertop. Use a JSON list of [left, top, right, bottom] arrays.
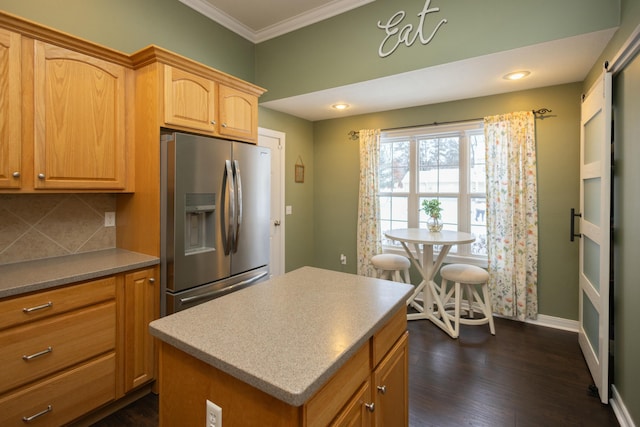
[[149, 266, 413, 407], [0, 249, 159, 298]]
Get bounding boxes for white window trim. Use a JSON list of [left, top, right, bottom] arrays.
[[379, 120, 487, 265]]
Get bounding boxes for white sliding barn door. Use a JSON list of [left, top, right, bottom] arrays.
[[578, 72, 612, 404]]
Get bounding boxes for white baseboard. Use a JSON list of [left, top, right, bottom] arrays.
[[611, 385, 637, 427], [524, 313, 579, 332], [494, 313, 579, 332]]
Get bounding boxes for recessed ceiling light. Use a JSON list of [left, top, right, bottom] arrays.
[[331, 103, 350, 110], [503, 70, 531, 81]]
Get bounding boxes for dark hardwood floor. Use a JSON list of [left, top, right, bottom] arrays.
[[92, 317, 618, 427]]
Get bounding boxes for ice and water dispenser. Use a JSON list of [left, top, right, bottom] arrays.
[[184, 193, 216, 255]]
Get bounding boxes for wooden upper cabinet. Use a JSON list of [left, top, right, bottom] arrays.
[[33, 41, 128, 190], [164, 65, 217, 134], [0, 29, 21, 189], [218, 84, 258, 142], [162, 63, 260, 143]]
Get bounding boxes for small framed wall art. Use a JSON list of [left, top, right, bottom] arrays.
[[295, 156, 305, 183]]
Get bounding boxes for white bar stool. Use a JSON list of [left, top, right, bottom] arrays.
[[439, 263, 495, 338], [370, 254, 411, 284]]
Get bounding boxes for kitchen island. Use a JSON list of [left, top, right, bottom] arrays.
[[149, 266, 413, 426]]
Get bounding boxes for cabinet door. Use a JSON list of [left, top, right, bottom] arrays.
[[218, 84, 258, 142], [331, 380, 373, 427], [0, 29, 21, 189], [373, 332, 408, 427], [33, 41, 127, 190], [164, 65, 217, 134], [124, 267, 159, 392]]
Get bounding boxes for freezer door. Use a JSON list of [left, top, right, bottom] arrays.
[[162, 132, 231, 293], [231, 142, 271, 275]]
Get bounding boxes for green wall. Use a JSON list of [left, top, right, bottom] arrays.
[[256, 0, 618, 102], [310, 83, 582, 319], [0, 0, 256, 82]]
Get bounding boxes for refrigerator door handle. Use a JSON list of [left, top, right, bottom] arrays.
[[221, 160, 235, 255], [233, 160, 243, 253]]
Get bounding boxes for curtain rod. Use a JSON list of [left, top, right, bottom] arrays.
[[347, 108, 552, 140]]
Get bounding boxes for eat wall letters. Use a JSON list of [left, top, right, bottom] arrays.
[[377, 0, 448, 58]]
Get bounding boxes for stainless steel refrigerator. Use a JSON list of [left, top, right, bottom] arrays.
[[160, 131, 271, 315]]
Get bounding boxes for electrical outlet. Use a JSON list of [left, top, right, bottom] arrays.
[[206, 400, 222, 427], [340, 254, 347, 265], [104, 212, 116, 227]]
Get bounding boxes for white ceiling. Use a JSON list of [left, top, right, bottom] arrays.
[[179, 0, 617, 122]]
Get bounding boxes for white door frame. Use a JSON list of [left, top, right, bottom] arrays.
[[258, 127, 285, 277]]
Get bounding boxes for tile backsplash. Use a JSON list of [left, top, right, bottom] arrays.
[[0, 194, 116, 265]]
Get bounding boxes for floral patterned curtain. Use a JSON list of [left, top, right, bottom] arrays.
[[484, 112, 538, 320], [357, 129, 382, 277]]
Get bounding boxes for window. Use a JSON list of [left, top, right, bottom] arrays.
[[378, 121, 487, 261]]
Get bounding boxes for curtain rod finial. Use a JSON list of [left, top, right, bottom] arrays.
[[348, 130, 359, 140]]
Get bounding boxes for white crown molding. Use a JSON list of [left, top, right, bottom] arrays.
[[254, 0, 375, 43], [179, 0, 255, 41], [179, 0, 375, 43]]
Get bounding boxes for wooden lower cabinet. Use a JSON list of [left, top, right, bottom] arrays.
[[331, 380, 373, 427], [0, 266, 159, 425], [0, 302, 116, 395], [157, 307, 408, 427], [372, 332, 409, 426], [331, 331, 408, 427], [0, 354, 116, 427], [0, 277, 118, 426], [123, 267, 159, 393]]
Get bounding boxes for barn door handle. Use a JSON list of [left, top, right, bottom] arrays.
[[570, 208, 582, 242]]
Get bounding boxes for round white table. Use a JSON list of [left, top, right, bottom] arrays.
[[384, 228, 475, 337]]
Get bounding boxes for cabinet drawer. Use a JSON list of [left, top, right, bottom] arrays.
[[305, 341, 370, 427], [371, 307, 407, 367], [0, 353, 116, 427], [0, 302, 116, 394], [0, 276, 115, 331]]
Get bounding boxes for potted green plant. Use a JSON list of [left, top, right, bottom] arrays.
[[422, 199, 443, 232]]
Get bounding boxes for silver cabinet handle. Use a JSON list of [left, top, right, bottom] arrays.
[[210, 120, 216, 125], [365, 402, 375, 412], [37, 173, 45, 179], [12, 171, 20, 178], [377, 385, 387, 394], [23, 346, 53, 361], [23, 302, 53, 313], [222, 123, 228, 128], [23, 405, 52, 423], [149, 278, 156, 284], [274, 220, 281, 226]]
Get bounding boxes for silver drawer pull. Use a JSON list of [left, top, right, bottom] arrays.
[[22, 405, 52, 422], [23, 346, 53, 361], [23, 302, 53, 313]]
